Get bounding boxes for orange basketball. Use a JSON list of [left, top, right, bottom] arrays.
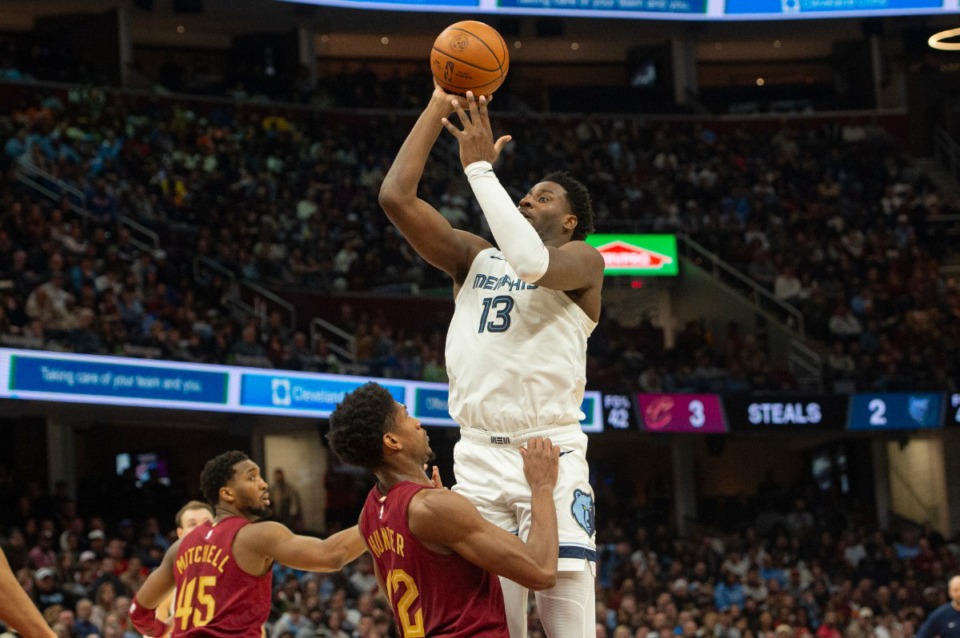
[[430, 20, 509, 96]]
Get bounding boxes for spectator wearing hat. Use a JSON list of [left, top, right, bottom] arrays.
[[86, 530, 105, 557], [63, 551, 99, 599], [32, 566, 76, 615], [917, 576, 960, 638], [777, 624, 797, 638], [846, 607, 875, 638]]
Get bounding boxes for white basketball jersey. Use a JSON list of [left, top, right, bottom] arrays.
[[446, 247, 597, 435]]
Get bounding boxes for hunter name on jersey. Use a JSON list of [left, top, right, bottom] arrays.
[[366, 525, 406, 559]]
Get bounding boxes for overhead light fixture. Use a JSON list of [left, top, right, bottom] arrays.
[[929, 28, 960, 51]]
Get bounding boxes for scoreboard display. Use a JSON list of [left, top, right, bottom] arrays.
[[637, 393, 727, 433], [846, 393, 944, 431]]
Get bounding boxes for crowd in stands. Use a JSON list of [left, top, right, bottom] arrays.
[[4, 79, 958, 392], [0, 457, 957, 638]]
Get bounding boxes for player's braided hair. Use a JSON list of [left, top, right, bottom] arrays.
[[327, 382, 396, 470], [541, 171, 595, 240], [200, 450, 250, 506]]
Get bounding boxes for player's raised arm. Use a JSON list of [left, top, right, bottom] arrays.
[[378, 85, 490, 283], [443, 92, 604, 309], [240, 522, 367, 573], [409, 437, 560, 591]]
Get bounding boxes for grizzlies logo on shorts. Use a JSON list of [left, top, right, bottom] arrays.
[[571, 489, 595, 536]]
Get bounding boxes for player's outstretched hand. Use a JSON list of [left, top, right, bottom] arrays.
[[520, 437, 559, 492], [441, 90, 511, 169], [424, 464, 444, 489], [431, 80, 470, 114]]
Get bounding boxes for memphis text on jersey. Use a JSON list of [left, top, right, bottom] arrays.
[[472, 272, 538, 292], [176, 543, 231, 575]]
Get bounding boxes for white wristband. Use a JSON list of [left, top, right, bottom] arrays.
[[465, 161, 549, 283]]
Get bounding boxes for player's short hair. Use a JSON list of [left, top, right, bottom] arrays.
[[200, 451, 250, 506], [327, 382, 396, 471], [541, 171, 595, 241], [175, 500, 215, 528]]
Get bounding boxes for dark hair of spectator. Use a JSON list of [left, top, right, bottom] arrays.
[[541, 171, 595, 240], [199, 451, 250, 506], [327, 382, 397, 470]]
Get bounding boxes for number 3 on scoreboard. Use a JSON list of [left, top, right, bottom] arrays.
[[386, 569, 425, 637], [175, 575, 216, 630]]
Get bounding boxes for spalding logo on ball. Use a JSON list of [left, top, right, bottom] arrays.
[[430, 20, 510, 96]]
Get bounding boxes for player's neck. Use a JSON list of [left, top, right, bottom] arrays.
[[376, 464, 431, 493], [214, 504, 257, 523]]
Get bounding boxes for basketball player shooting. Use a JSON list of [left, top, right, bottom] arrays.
[[378, 86, 604, 637]]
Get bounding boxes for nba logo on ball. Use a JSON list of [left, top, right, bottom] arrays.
[[430, 20, 509, 96]]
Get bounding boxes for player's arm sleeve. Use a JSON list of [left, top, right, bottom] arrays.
[[465, 161, 549, 283], [129, 595, 168, 637]]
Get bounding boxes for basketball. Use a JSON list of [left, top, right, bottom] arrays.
[[430, 21, 509, 96]]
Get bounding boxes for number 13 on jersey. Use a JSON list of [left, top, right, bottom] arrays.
[[478, 296, 514, 333]]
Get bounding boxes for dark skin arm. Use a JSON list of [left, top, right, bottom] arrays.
[[232, 523, 366, 576], [407, 437, 559, 591], [132, 539, 179, 611], [134, 525, 366, 610], [378, 85, 495, 290]]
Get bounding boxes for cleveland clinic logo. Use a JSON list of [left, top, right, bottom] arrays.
[[271, 378, 291, 406]]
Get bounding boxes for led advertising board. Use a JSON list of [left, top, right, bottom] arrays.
[[0, 349, 602, 431], [584, 234, 678, 277], [278, 0, 957, 21]]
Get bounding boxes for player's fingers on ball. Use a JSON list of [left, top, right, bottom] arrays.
[[440, 118, 460, 135], [450, 99, 468, 118], [466, 91, 481, 115]]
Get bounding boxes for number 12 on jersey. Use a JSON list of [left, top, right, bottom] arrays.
[[387, 569, 424, 637]]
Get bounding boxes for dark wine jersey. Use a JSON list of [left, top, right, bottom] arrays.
[[171, 517, 271, 637], [360, 481, 509, 637]]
